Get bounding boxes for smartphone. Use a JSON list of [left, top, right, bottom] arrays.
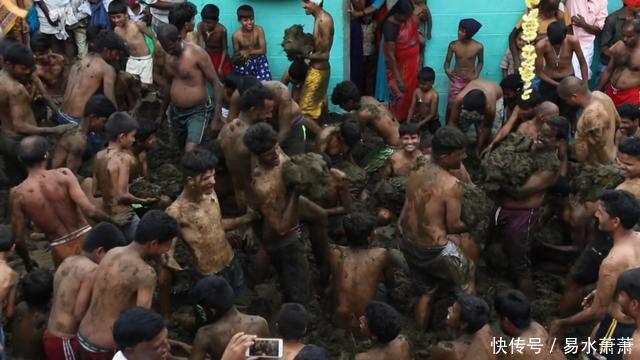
[[246, 338, 283, 358]]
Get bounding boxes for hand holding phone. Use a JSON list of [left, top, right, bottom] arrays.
[[246, 338, 284, 359]]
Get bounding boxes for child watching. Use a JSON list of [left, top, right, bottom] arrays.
[[232, 5, 272, 81], [199, 4, 232, 77], [616, 104, 640, 145], [444, 18, 484, 108], [0, 225, 17, 359], [407, 66, 440, 134], [168, 2, 198, 44], [501, 28, 524, 78]]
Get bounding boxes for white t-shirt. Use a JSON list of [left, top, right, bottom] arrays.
[[112, 351, 127, 360], [145, 0, 183, 25]]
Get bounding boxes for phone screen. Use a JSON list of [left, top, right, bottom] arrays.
[[248, 338, 282, 357]]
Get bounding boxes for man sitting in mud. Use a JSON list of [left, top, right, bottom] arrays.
[[10, 136, 128, 270], [188, 276, 269, 360], [316, 120, 361, 165], [77, 210, 178, 359], [59, 31, 124, 124], [429, 295, 495, 360], [382, 123, 422, 178], [616, 104, 640, 145], [329, 213, 395, 332], [356, 301, 411, 360], [45, 223, 126, 359], [50, 95, 117, 175], [399, 127, 476, 330]]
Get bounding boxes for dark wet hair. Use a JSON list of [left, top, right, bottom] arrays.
[[134, 210, 179, 245], [168, 2, 197, 31], [240, 86, 274, 113], [108, 0, 127, 15], [495, 289, 531, 329], [237, 4, 254, 20], [201, 4, 219, 21], [616, 268, 640, 300], [181, 148, 218, 179], [343, 213, 377, 247], [114, 307, 166, 351], [619, 137, 640, 157], [547, 116, 570, 140], [420, 133, 433, 150], [30, 33, 52, 53], [156, 24, 180, 43], [276, 303, 311, 340], [135, 119, 160, 143], [619, 104, 640, 121], [93, 30, 126, 53], [224, 72, 242, 90], [462, 90, 486, 112], [399, 123, 419, 137], [340, 121, 361, 148], [547, 21, 567, 46], [600, 190, 640, 230], [457, 294, 490, 334], [0, 225, 13, 252], [3, 43, 34, 67], [190, 276, 234, 313], [85, 95, 116, 119], [18, 136, 49, 166], [294, 345, 330, 360], [418, 66, 435, 82], [243, 123, 278, 155], [500, 74, 524, 92], [365, 301, 401, 343], [21, 270, 53, 307], [517, 92, 541, 110], [83, 222, 127, 253], [289, 60, 309, 82], [331, 81, 361, 107], [106, 112, 139, 141], [432, 127, 467, 156], [238, 76, 261, 95]]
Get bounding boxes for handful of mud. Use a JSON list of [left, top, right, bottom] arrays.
[[283, 153, 332, 200], [281, 25, 315, 61], [461, 183, 494, 243], [130, 178, 164, 199], [571, 164, 624, 202]]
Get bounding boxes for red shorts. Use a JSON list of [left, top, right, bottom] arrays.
[[44, 330, 81, 360], [208, 51, 232, 77], [606, 84, 640, 107]]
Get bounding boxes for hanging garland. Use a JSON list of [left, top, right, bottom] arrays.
[[519, 0, 540, 100]]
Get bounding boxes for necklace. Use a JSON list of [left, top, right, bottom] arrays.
[[551, 45, 561, 68]]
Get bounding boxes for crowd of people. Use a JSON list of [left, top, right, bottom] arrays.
[[2, 0, 640, 358]]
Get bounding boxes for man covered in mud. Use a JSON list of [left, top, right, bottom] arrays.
[[329, 213, 395, 332], [398, 127, 476, 330], [618, 138, 640, 201], [59, 31, 124, 124], [219, 86, 275, 210], [598, 19, 640, 107], [517, 101, 560, 141], [45, 223, 126, 359], [261, 80, 305, 156], [356, 301, 412, 360], [77, 210, 178, 359], [483, 95, 543, 154], [10, 136, 128, 270], [316, 120, 361, 164], [382, 123, 422, 178]]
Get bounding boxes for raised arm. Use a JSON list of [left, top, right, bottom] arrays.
[[512, 170, 559, 199]]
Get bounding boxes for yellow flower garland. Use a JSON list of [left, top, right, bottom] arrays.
[[519, 0, 540, 100]]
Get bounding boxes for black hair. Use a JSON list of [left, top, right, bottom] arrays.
[[340, 120, 361, 148], [0, 225, 13, 252], [105, 112, 139, 141], [134, 210, 180, 245], [238, 76, 261, 95], [388, 0, 414, 18], [616, 268, 640, 300], [462, 90, 486, 112], [289, 60, 309, 82], [3, 43, 35, 67], [618, 104, 640, 121], [85, 95, 117, 119], [495, 289, 531, 329], [517, 92, 541, 109], [93, 30, 126, 53], [419, 133, 433, 150], [431, 127, 467, 156], [135, 119, 160, 143], [599, 190, 640, 230], [343, 213, 377, 247], [168, 2, 197, 31], [547, 116, 570, 140], [30, 33, 52, 53], [18, 136, 49, 167], [190, 276, 234, 313], [457, 294, 490, 334], [365, 301, 401, 344], [86, 25, 106, 52], [399, 123, 419, 137], [237, 5, 254, 20], [83, 222, 127, 253], [113, 307, 166, 350], [224, 72, 242, 89], [331, 81, 361, 107], [239, 86, 274, 113], [547, 21, 568, 46], [243, 123, 278, 155], [294, 345, 330, 360], [201, 4, 220, 21], [108, 0, 127, 15], [418, 67, 435, 82], [276, 303, 311, 340], [181, 148, 218, 179], [156, 24, 180, 43], [500, 74, 524, 92], [623, 19, 640, 34], [619, 137, 640, 157], [21, 270, 53, 307]]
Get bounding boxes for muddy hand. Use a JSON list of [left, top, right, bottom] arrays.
[[54, 123, 78, 135], [112, 210, 135, 226]]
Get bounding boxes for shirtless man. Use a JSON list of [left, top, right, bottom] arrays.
[[599, 19, 640, 107], [356, 301, 412, 360], [615, 268, 640, 359], [59, 31, 124, 124], [329, 213, 395, 332], [617, 104, 640, 145], [618, 137, 640, 199], [274, 303, 313, 360], [447, 79, 503, 152], [262, 81, 305, 156], [189, 276, 269, 360], [44, 223, 126, 360], [483, 95, 544, 155], [31, 33, 67, 103], [399, 127, 475, 330], [517, 101, 560, 140], [382, 123, 422, 178], [77, 210, 178, 359], [10, 136, 126, 269], [316, 120, 361, 164], [157, 24, 223, 152], [558, 76, 620, 165], [430, 295, 495, 360], [218, 86, 275, 210]]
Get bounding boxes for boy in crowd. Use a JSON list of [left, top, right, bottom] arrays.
[[199, 4, 232, 77], [445, 18, 484, 109], [356, 301, 412, 360], [616, 104, 640, 145], [232, 5, 272, 81], [112, 307, 171, 360], [132, 119, 160, 179], [383, 123, 422, 178], [618, 137, 640, 199], [274, 303, 313, 360], [168, 2, 198, 45], [501, 28, 523, 78], [407, 67, 440, 135], [282, 60, 309, 103]]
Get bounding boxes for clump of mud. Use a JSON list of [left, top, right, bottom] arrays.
[[283, 153, 332, 200], [148, 163, 183, 199], [332, 159, 368, 198], [130, 178, 164, 199], [134, 93, 163, 121], [461, 183, 494, 242], [281, 25, 315, 61], [373, 176, 407, 215], [571, 164, 624, 202]]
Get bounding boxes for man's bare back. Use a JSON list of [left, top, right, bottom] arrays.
[[93, 148, 138, 215], [355, 336, 412, 360], [357, 97, 400, 146], [218, 118, 252, 208], [61, 56, 117, 118], [191, 312, 269, 360]]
